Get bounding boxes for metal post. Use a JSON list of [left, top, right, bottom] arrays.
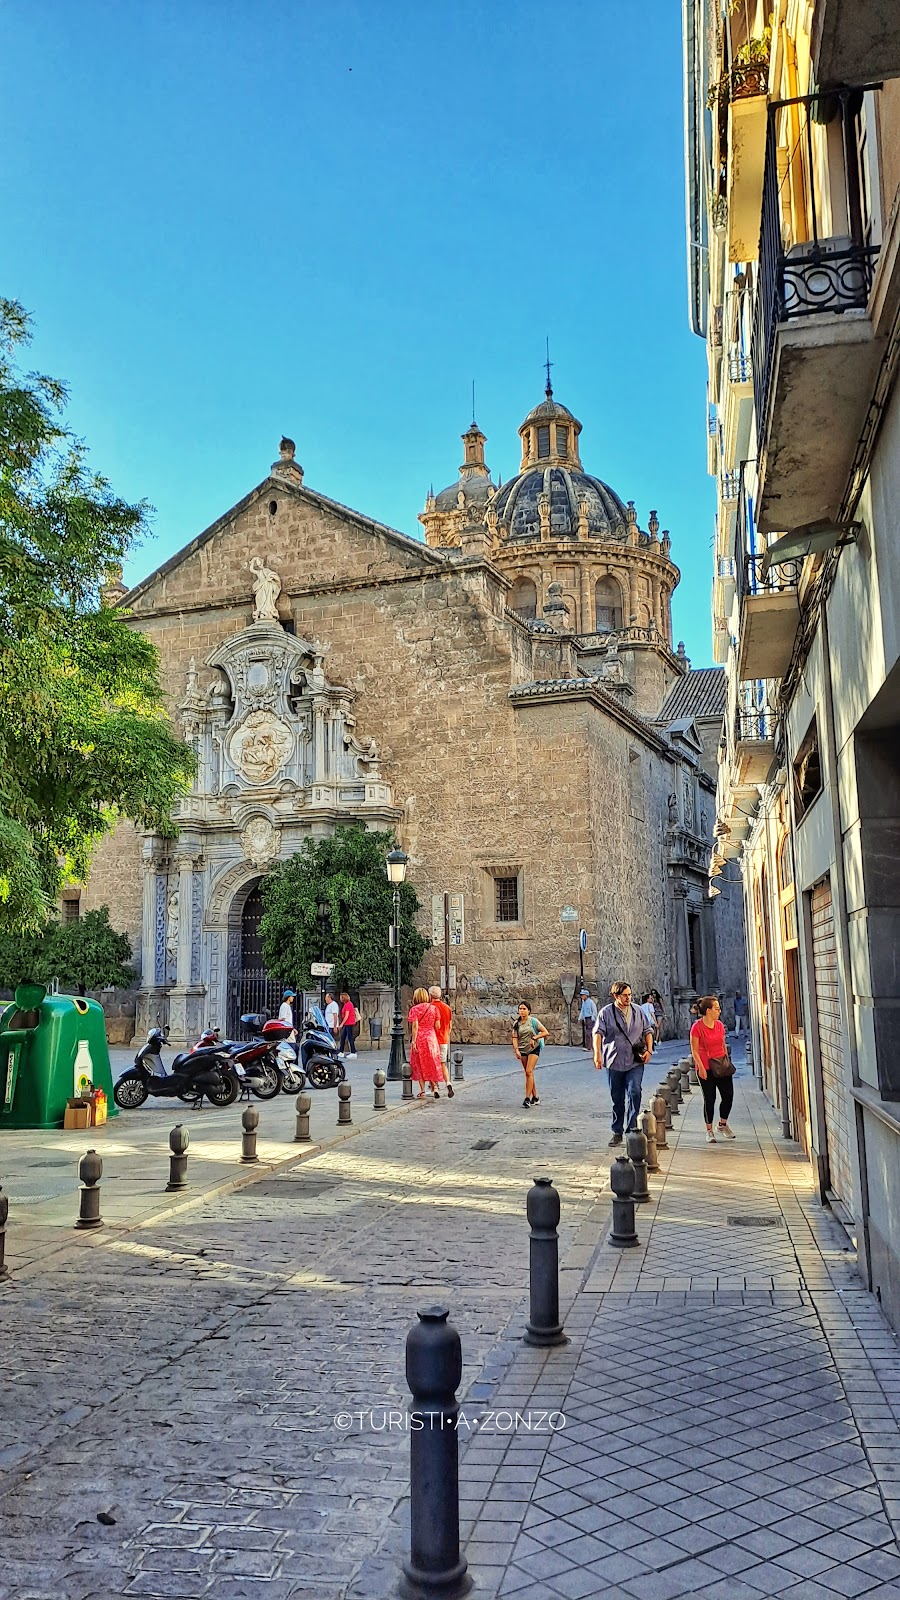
[[399, 1306, 472, 1600], [452, 1050, 464, 1082], [523, 1177, 567, 1347], [241, 1106, 259, 1163], [166, 1124, 190, 1191], [625, 1130, 650, 1203], [641, 1108, 659, 1173], [0, 1186, 8, 1280], [652, 1091, 669, 1150], [76, 1149, 103, 1229], [294, 1091, 312, 1142], [387, 885, 406, 1081], [667, 1067, 683, 1110], [373, 1068, 386, 1110], [337, 1081, 353, 1126], [608, 1155, 639, 1247], [678, 1057, 692, 1094]]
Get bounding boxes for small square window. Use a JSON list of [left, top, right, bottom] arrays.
[[495, 876, 520, 922], [61, 897, 81, 924]]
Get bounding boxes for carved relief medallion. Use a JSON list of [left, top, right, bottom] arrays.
[[229, 711, 294, 786]]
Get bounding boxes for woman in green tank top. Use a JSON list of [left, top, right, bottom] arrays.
[[512, 1001, 549, 1108]]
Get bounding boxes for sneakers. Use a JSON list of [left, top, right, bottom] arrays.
[[523, 1098, 532, 1109], [706, 1129, 717, 1143], [718, 1122, 736, 1139], [446, 1084, 455, 1098], [608, 1133, 623, 1147], [347, 1052, 358, 1060]]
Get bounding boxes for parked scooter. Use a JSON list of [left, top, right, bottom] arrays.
[[294, 1006, 346, 1089], [191, 1021, 286, 1100], [113, 1029, 239, 1110]]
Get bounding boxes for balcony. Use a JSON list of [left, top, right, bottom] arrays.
[[752, 88, 884, 537], [726, 63, 770, 264], [731, 684, 779, 786], [813, 1, 900, 87], [737, 551, 802, 681]]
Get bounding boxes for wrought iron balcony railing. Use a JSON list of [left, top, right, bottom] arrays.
[[733, 682, 780, 744], [721, 469, 741, 501], [752, 86, 882, 441]]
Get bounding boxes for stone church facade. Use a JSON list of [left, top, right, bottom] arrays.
[[81, 384, 745, 1042]]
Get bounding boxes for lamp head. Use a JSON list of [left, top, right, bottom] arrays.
[[386, 847, 408, 885]]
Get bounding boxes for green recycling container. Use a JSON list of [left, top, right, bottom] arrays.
[[0, 985, 117, 1129]]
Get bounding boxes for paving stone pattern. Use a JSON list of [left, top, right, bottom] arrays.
[[3, 1044, 900, 1600]]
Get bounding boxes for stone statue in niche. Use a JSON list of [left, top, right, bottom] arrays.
[[699, 811, 709, 838], [667, 792, 679, 826], [683, 779, 695, 832], [601, 633, 624, 683], [248, 556, 282, 622], [230, 711, 294, 786], [308, 640, 330, 691], [166, 890, 179, 958]]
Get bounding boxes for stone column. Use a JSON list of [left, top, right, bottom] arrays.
[[579, 564, 593, 633], [136, 837, 168, 1041], [167, 836, 204, 1046]]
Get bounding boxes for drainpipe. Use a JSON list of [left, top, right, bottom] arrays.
[[819, 603, 872, 1285], [764, 802, 792, 1139]]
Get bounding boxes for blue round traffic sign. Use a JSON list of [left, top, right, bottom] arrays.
[[579, 929, 587, 951]]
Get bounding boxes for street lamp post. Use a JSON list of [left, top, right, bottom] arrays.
[[386, 848, 408, 1081], [317, 898, 329, 1012]]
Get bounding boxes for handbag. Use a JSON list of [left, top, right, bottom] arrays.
[[707, 1052, 735, 1079]]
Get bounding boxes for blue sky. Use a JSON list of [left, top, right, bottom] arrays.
[[1, 0, 716, 663]]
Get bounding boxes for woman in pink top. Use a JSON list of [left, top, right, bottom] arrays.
[[338, 992, 358, 1058], [690, 994, 735, 1144], [408, 986, 443, 1100]]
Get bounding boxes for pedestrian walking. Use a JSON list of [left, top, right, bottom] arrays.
[[690, 994, 736, 1143], [578, 988, 598, 1050], [639, 993, 660, 1046], [733, 989, 748, 1035], [324, 991, 340, 1044], [513, 1001, 548, 1108], [409, 987, 443, 1099], [593, 981, 652, 1146], [428, 984, 455, 1098], [277, 988, 297, 1040], [338, 991, 358, 1059]]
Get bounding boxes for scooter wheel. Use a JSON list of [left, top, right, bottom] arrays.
[[281, 1072, 305, 1093], [306, 1058, 333, 1089], [331, 1061, 346, 1084], [114, 1074, 148, 1109], [205, 1072, 240, 1107], [249, 1063, 281, 1100]]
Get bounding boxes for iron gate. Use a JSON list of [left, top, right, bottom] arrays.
[[227, 969, 284, 1037]]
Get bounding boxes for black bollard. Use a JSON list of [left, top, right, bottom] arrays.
[[523, 1177, 568, 1347], [452, 1050, 464, 1082], [166, 1124, 190, 1191], [402, 1057, 414, 1102], [399, 1306, 472, 1600], [373, 1068, 386, 1110], [625, 1130, 650, 1203], [0, 1185, 8, 1280], [652, 1091, 669, 1150], [608, 1155, 639, 1247], [666, 1069, 682, 1113], [337, 1081, 353, 1126], [641, 1108, 659, 1173], [76, 1149, 103, 1229], [294, 1091, 312, 1142], [657, 1083, 674, 1130], [241, 1106, 259, 1163]]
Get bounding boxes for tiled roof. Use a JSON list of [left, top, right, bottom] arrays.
[[660, 666, 726, 721]]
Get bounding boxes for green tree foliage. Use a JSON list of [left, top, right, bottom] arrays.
[[0, 906, 135, 994], [259, 827, 428, 991], [0, 299, 194, 931]]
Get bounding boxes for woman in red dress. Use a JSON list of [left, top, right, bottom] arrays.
[[408, 986, 443, 1100], [689, 994, 736, 1143]]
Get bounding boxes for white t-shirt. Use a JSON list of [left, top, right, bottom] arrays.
[[325, 1000, 340, 1031], [278, 999, 296, 1037]]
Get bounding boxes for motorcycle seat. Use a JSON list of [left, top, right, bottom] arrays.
[[171, 1048, 220, 1072]]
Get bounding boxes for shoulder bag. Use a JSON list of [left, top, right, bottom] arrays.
[[707, 1049, 735, 1079], [613, 1005, 647, 1065]]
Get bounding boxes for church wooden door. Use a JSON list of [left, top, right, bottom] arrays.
[[227, 878, 283, 1035]]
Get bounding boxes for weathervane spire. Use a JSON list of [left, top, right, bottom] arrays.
[[544, 337, 553, 399], [471, 378, 476, 425]]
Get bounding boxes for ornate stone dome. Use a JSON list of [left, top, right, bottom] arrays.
[[428, 419, 495, 514], [492, 465, 630, 541]]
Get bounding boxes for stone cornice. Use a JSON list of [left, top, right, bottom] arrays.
[[509, 677, 670, 752]]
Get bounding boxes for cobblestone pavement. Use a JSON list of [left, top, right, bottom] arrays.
[[4, 1042, 900, 1600]]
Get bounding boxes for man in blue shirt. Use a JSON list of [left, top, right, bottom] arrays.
[[593, 980, 653, 1147], [578, 988, 598, 1050]]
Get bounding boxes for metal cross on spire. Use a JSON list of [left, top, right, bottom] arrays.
[[471, 379, 476, 425], [544, 337, 553, 398]]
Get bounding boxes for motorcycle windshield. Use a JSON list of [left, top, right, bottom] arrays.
[[310, 1006, 329, 1032]]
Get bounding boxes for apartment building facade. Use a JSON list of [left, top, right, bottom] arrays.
[[684, 0, 900, 1322]]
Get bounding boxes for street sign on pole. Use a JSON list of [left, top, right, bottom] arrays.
[[310, 962, 335, 977], [579, 929, 587, 952]]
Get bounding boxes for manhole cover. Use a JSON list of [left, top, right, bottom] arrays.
[[727, 1216, 783, 1227], [471, 1140, 498, 1151], [250, 1174, 342, 1197], [519, 1126, 570, 1135]]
